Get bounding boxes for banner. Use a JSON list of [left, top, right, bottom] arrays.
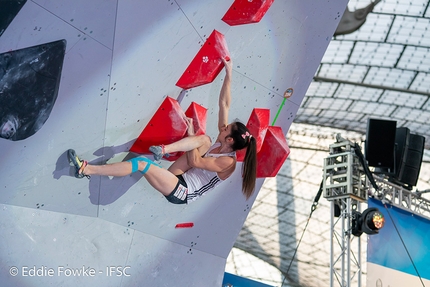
[[367, 198, 430, 286]]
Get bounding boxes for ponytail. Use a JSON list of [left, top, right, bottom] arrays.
[[242, 136, 257, 199], [229, 122, 257, 199]]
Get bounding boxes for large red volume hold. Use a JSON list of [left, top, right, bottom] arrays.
[[165, 102, 208, 161], [236, 108, 270, 162], [256, 126, 290, 178], [176, 30, 230, 90], [130, 97, 187, 154], [222, 0, 275, 26], [185, 102, 207, 136]]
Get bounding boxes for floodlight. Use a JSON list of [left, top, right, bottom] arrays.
[[352, 208, 385, 237]]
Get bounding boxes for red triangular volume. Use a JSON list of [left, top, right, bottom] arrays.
[[256, 126, 290, 178], [176, 30, 230, 90], [185, 102, 207, 136], [130, 97, 187, 154], [222, 0, 275, 26], [164, 102, 208, 161], [236, 108, 270, 162]]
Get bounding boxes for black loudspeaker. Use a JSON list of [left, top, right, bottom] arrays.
[[394, 133, 425, 189], [365, 119, 397, 171], [393, 127, 410, 176]]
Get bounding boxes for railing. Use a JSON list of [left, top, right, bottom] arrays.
[[370, 175, 430, 220]]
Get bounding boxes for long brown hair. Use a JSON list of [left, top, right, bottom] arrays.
[[228, 122, 257, 199]]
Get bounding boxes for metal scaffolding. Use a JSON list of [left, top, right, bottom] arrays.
[[370, 175, 430, 221], [323, 135, 367, 287], [322, 133, 430, 287]]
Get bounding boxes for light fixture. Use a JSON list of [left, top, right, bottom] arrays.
[[352, 208, 385, 237]]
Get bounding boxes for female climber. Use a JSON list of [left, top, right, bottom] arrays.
[[67, 58, 257, 204]]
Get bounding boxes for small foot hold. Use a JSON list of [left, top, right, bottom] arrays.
[[67, 149, 90, 179], [149, 145, 170, 161], [175, 222, 194, 229]]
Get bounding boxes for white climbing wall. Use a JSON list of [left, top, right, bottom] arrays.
[[0, 0, 348, 286]]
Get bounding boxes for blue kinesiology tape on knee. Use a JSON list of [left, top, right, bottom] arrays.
[[128, 158, 139, 173], [139, 157, 161, 175], [141, 163, 151, 174], [128, 157, 161, 175]]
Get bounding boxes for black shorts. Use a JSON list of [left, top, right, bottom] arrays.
[[165, 175, 188, 204]]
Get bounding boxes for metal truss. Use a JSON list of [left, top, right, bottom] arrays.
[[323, 135, 367, 287], [370, 175, 430, 220], [323, 136, 367, 202], [323, 134, 430, 287], [328, 197, 363, 287]]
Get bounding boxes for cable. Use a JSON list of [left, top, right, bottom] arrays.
[[382, 203, 425, 287], [353, 142, 379, 191], [281, 182, 323, 286], [280, 212, 313, 287], [312, 180, 324, 212], [335, 134, 379, 191]]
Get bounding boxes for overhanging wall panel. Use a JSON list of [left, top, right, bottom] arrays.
[[0, 0, 349, 285]]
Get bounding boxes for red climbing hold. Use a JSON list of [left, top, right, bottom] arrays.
[[222, 0, 275, 26], [130, 97, 187, 154], [176, 30, 230, 89], [256, 126, 290, 178], [185, 102, 207, 136], [166, 102, 208, 161], [175, 222, 194, 229], [236, 108, 270, 162]]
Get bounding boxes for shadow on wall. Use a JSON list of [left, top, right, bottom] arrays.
[[0, 40, 66, 141], [52, 139, 157, 205]]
